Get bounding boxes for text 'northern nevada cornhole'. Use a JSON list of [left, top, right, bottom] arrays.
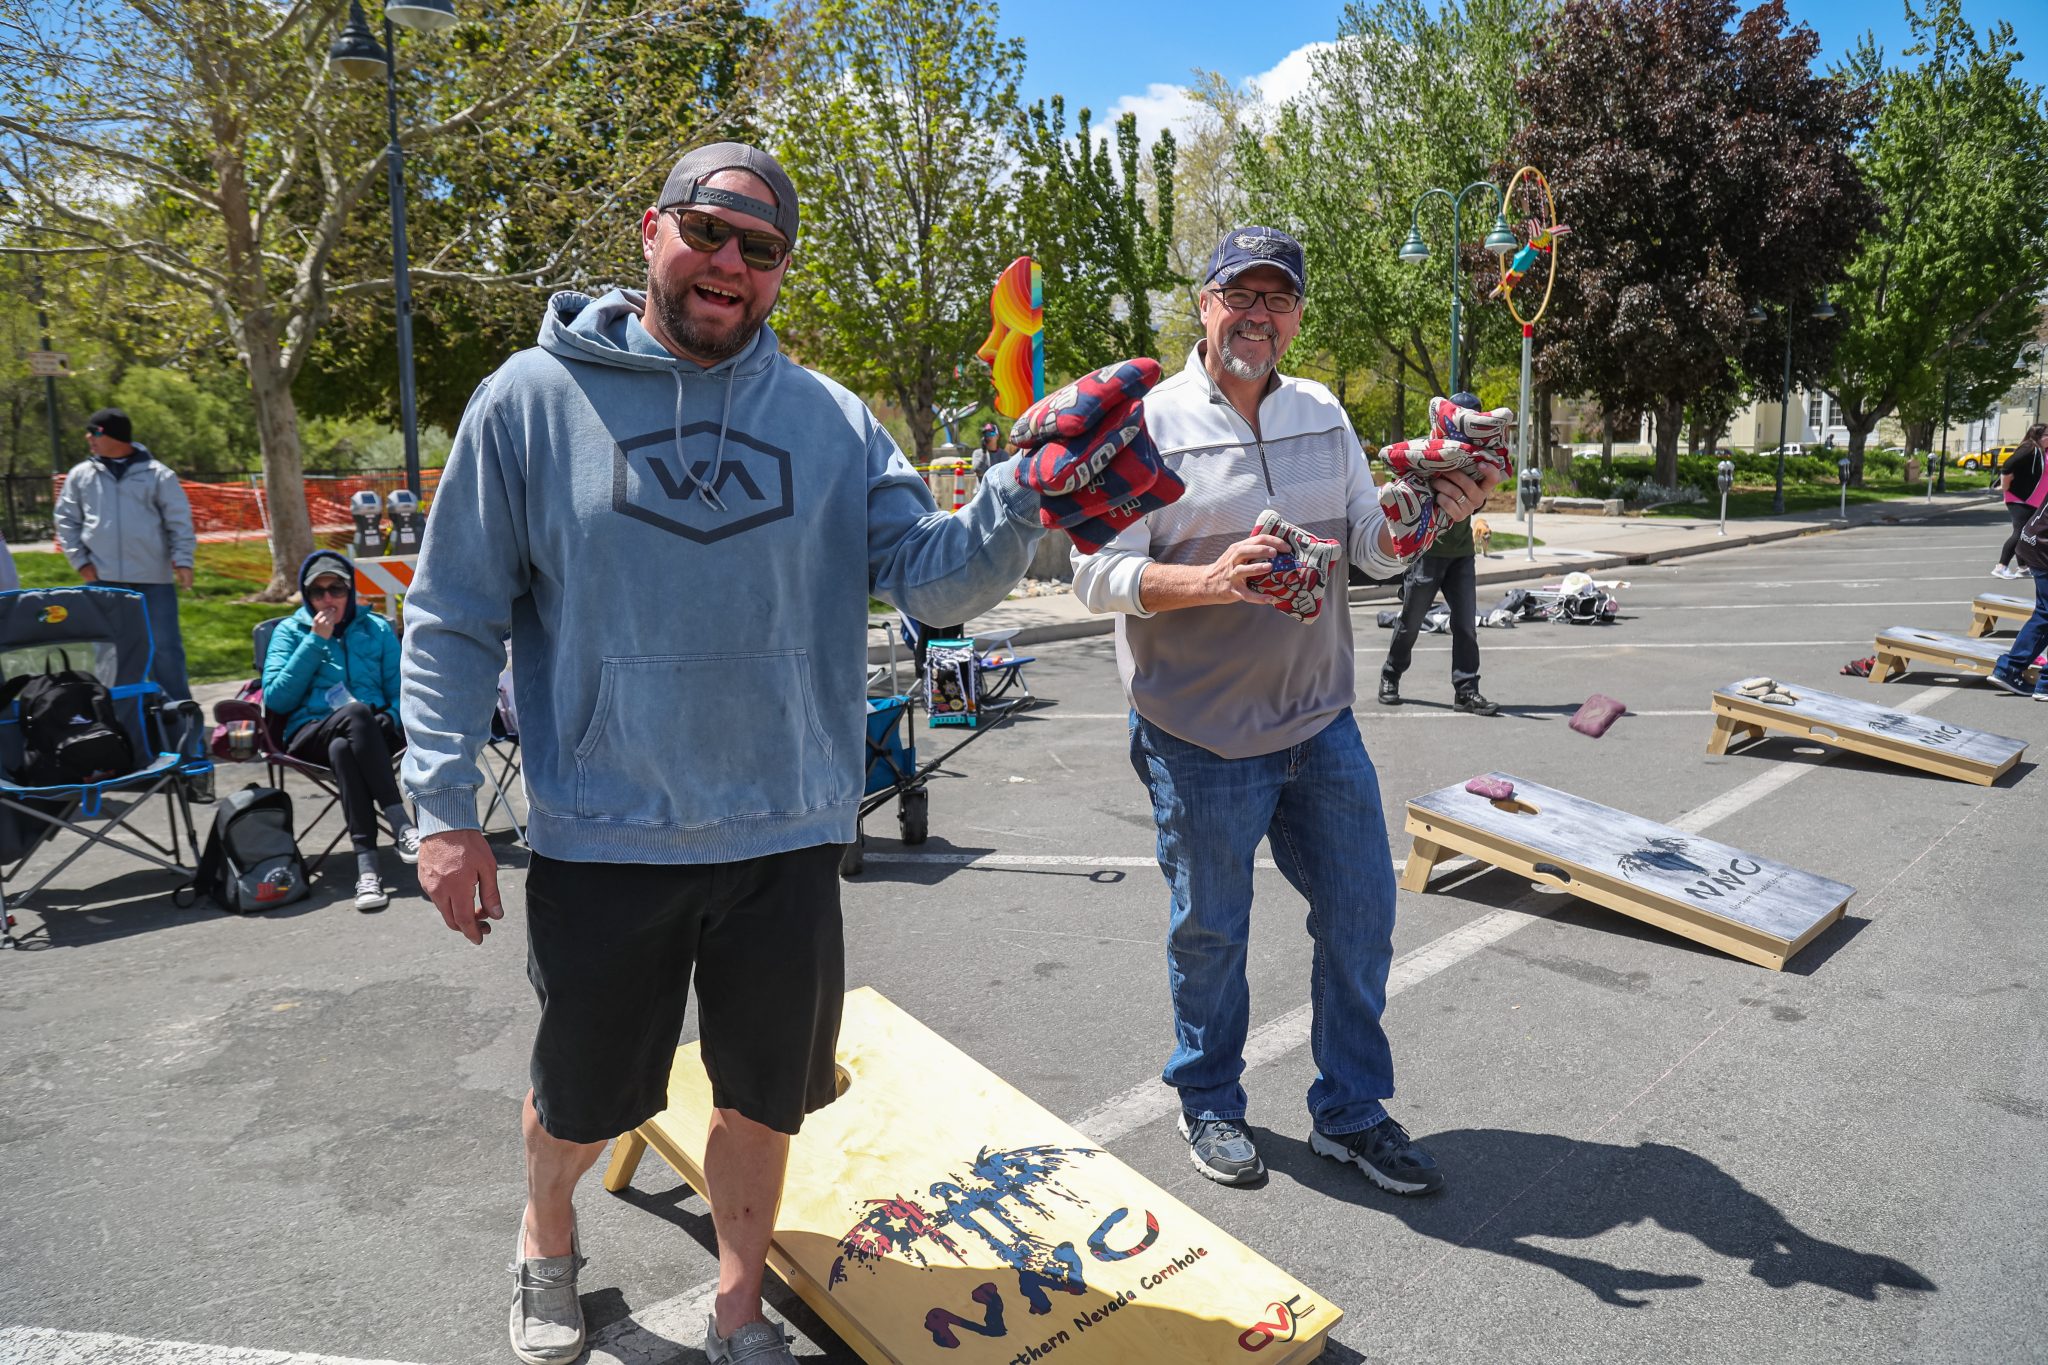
[[604, 988, 1339, 1365]]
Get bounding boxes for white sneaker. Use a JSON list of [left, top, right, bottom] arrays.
[[1994, 564, 2019, 579], [354, 872, 390, 913], [394, 825, 422, 865]]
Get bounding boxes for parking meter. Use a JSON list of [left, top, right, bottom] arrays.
[[1716, 460, 1734, 536], [349, 490, 385, 559], [1837, 456, 1852, 519], [385, 488, 423, 556], [1518, 465, 1543, 561]]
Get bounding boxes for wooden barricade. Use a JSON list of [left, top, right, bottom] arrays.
[[1403, 775, 1853, 971], [603, 988, 1338, 1365]]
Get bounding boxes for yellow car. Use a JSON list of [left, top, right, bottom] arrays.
[[1956, 445, 2016, 471]]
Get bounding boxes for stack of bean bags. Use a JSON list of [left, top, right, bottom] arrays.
[[1008, 359, 1184, 553], [1377, 393, 1515, 558]]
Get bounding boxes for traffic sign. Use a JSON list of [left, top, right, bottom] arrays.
[[27, 350, 70, 378]]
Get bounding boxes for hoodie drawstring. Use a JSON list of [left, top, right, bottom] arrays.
[[670, 368, 728, 513]]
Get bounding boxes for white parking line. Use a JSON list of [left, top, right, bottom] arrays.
[[1360, 639, 1870, 653], [0, 1326, 421, 1365], [1628, 599, 1968, 611], [1066, 684, 1950, 1147]]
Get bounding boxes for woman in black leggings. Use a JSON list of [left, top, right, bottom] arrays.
[[1996, 425, 2046, 580]]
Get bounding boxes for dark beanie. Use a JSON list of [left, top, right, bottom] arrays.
[[86, 408, 132, 443]]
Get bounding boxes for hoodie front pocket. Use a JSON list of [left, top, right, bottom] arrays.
[[573, 651, 843, 828]]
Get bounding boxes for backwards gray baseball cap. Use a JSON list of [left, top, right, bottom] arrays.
[[658, 141, 799, 244]]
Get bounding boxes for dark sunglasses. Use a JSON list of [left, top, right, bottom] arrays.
[[665, 209, 790, 271], [307, 582, 350, 599]]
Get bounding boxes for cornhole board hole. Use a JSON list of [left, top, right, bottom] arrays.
[[602, 988, 1339, 1365], [1707, 683, 2024, 786], [1869, 626, 2039, 685], [1402, 774, 1853, 971], [1968, 593, 2033, 637]]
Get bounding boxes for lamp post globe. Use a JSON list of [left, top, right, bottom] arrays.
[[1483, 213, 1519, 257], [387, 0, 458, 31], [328, 0, 388, 79], [1397, 227, 1430, 265]]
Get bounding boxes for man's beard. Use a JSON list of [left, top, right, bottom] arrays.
[[1218, 323, 1277, 381], [646, 271, 767, 364]]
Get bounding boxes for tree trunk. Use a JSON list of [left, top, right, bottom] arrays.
[[1392, 370, 1406, 446], [1653, 399, 1684, 487], [1600, 409, 1614, 478], [245, 332, 315, 601], [1843, 422, 1874, 487]]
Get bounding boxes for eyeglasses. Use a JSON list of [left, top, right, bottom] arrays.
[[664, 209, 790, 271], [1208, 286, 1301, 315], [307, 583, 350, 599]]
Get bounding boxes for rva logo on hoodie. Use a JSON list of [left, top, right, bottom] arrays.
[[613, 422, 794, 544]]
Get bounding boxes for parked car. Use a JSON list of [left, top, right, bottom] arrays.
[[1761, 442, 1806, 458], [1956, 445, 2017, 471]]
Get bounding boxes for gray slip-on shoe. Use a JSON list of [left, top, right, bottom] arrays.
[[705, 1315, 798, 1364], [509, 1219, 587, 1365]]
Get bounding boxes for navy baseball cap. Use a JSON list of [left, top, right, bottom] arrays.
[[1203, 226, 1306, 293]]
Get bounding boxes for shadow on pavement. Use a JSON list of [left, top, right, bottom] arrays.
[[1260, 1127, 1936, 1309]]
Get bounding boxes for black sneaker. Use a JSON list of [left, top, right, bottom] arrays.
[[1178, 1114, 1264, 1185], [1987, 671, 2030, 697], [1309, 1116, 1444, 1195], [1377, 675, 1402, 707], [1454, 688, 1499, 716]]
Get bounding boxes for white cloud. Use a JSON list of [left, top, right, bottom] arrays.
[[1105, 41, 1337, 144]]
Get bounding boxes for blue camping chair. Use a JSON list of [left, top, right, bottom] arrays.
[[0, 586, 210, 943]]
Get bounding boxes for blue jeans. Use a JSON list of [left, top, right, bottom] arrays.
[[1129, 708, 1399, 1136], [1995, 571, 2048, 695], [98, 580, 189, 700]]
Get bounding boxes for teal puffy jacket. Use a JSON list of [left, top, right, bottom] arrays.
[[264, 605, 402, 742]]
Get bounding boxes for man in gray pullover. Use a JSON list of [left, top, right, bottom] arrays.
[[1074, 227, 1498, 1199], [54, 408, 197, 699], [399, 143, 1043, 1365]]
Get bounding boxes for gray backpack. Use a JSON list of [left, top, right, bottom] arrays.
[[174, 786, 308, 913]]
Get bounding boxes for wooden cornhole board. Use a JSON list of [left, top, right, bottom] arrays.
[[1707, 682, 2025, 786], [1869, 626, 2038, 685], [603, 988, 1339, 1365], [1968, 592, 2033, 637], [1402, 774, 1853, 971]]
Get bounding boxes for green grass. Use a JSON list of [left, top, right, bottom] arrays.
[[1477, 530, 1544, 552], [1643, 474, 1994, 521], [14, 542, 296, 686]]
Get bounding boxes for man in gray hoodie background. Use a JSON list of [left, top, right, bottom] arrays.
[[399, 143, 1044, 1365], [54, 407, 197, 699]]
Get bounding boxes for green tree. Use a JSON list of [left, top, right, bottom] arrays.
[[1510, 0, 1876, 487], [1821, 1, 2048, 482], [768, 0, 1021, 461], [1011, 100, 1180, 380], [0, 0, 764, 595], [1240, 0, 1539, 410]]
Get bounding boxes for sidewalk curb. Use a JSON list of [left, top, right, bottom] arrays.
[[962, 494, 2003, 655]]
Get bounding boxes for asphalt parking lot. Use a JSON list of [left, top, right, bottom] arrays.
[[2, 503, 2042, 1365]]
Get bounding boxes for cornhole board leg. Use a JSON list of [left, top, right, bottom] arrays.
[[1404, 776, 1854, 971], [1868, 651, 1903, 684], [1967, 594, 2033, 637], [1704, 713, 1765, 756], [1400, 835, 1450, 892], [606, 989, 1338, 1365], [1968, 610, 1995, 639], [1708, 688, 2024, 786]]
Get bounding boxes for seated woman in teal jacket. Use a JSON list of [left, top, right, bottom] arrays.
[[263, 549, 420, 911]]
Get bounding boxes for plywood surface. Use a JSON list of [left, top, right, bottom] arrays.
[[608, 989, 1337, 1365], [1710, 683, 2025, 781], [1874, 626, 2033, 677], [1408, 774, 1853, 952]]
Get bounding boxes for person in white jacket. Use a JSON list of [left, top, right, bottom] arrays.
[[54, 408, 197, 698], [1073, 226, 1499, 1196]]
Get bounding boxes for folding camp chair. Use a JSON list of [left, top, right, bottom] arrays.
[[211, 616, 406, 876], [0, 587, 210, 942], [480, 659, 525, 842], [893, 613, 1035, 707]]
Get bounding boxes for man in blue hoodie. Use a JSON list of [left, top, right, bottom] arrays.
[[399, 142, 1044, 1365]]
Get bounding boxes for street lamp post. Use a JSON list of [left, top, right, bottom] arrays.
[[1756, 296, 1836, 516], [1398, 182, 1517, 395], [329, 0, 458, 500]]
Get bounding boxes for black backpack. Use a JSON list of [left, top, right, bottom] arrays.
[[0, 662, 137, 786], [174, 785, 309, 914]]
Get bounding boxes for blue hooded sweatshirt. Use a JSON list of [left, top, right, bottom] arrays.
[[264, 549, 403, 742], [398, 289, 1045, 863]]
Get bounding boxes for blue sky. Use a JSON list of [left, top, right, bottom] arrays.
[[1005, 0, 2045, 138]]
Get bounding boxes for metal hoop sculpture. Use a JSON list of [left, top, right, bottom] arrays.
[[1500, 165, 1561, 330]]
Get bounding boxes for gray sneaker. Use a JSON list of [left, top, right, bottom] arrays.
[[509, 1221, 587, 1365], [1177, 1113, 1264, 1184], [705, 1315, 798, 1364], [394, 825, 422, 865]]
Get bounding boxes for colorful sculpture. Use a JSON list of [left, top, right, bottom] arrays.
[[976, 256, 1044, 420], [1490, 218, 1572, 302]]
